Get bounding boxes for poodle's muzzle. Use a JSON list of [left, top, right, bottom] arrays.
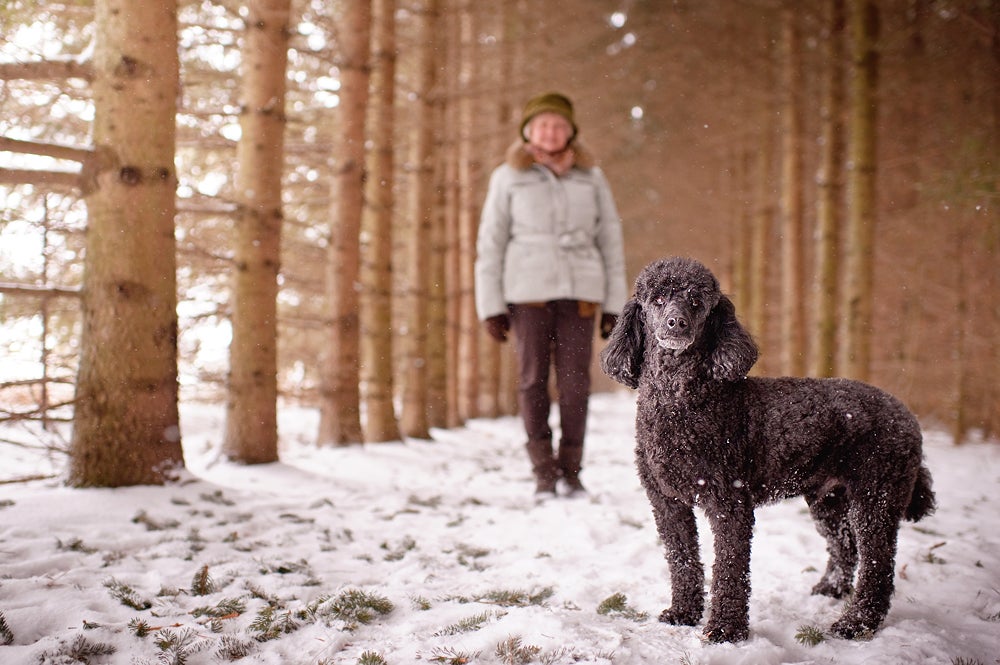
[[651, 301, 696, 351]]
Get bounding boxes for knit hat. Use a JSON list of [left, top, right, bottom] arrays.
[[519, 92, 577, 142]]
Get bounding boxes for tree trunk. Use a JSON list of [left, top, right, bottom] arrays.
[[224, 0, 290, 464], [811, 0, 845, 378], [732, 150, 753, 317], [317, 0, 371, 445], [779, 6, 806, 376], [952, 225, 968, 444], [400, 0, 439, 440], [477, 4, 504, 419], [498, 1, 520, 417], [456, 4, 480, 421], [749, 32, 775, 375], [70, 0, 183, 486], [359, 0, 400, 443], [842, 0, 879, 382], [442, 0, 463, 428], [426, 140, 451, 428], [989, 6, 1000, 440]]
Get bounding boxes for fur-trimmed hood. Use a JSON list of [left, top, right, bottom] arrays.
[[505, 140, 597, 171]]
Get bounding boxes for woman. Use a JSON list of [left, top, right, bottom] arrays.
[[475, 92, 628, 498]]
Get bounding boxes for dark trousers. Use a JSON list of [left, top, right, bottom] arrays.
[[510, 300, 596, 444]]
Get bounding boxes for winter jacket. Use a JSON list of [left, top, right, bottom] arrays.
[[475, 141, 628, 320]]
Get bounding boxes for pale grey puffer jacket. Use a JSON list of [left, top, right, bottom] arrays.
[[475, 141, 628, 320]]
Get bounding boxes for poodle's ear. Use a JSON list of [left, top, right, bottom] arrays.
[[705, 295, 758, 381], [600, 298, 645, 389]]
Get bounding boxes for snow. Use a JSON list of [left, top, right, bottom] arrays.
[[1, 391, 998, 664]]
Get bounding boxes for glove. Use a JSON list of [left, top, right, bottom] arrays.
[[483, 314, 510, 342], [600, 313, 618, 340]]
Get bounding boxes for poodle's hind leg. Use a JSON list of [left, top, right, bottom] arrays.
[[648, 495, 705, 627], [702, 502, 754, 643], [806, 485, 857, 599], [830, 502, 901, 639]]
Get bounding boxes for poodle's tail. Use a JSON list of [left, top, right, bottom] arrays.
[[904, 465, 936, 522]]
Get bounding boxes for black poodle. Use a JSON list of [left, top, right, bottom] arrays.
[[600, 256, 935, 643]]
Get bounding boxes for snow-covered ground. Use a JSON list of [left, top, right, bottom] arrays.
[[1, 391, 998, 664]]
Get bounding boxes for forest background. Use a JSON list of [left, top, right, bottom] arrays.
[[0, 0, 997, 487]]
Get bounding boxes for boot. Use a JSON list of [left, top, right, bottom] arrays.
[[526, 438, 559, 497], [557, 442, 586, 496]]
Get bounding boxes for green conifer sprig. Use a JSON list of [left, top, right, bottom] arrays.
[[381, 535, 417, 561], [131, 510, 180, 531], [434, 609, 506, 636], [200, 489, 235, 506], [296, 594, 331, 621], [455, 544, 491, 569], [216, 635, 256, 661], [596, 592, 649, 622], [246, 583, 281, 606], [55, 536, 96, 554], [425, 647, 479, 664], [258, 558, 312, 576], [478, 587, 554, 607], [103, 577, 152, 610], [357, 651, 388, 665], [191, 597, 246, 619], [326, 589, 395, 630], [0, 611, 13, 645], [250, 606, 299, 641], [128, 617, 153, 637], [795, 624, 827, 646], [191, 564, 215, 596], [45, 635, 116, 662], [495, 635, 541, 665], [154, 627, 210, 665]]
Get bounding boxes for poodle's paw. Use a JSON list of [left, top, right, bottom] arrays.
[[811, 578, 853, 599], [829, 614, 878, 640], [658, 607, 701, 626], [702, 620, 749, 643]]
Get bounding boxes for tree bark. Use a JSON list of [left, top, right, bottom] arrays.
[[69, 0, 184, 487], [749, 32, 775, 375], [359, 0, 401, 443], [842, 0, 879, 382], [400, 0, 439, 439], [317, 0, 371, 445], [811, 0, 845, 378], [442, 0, 463, 428], [455, 4, 480, 421], [779, 6, 806, 376], [223, 0, 291, 464], [477, 4, 503, 419]]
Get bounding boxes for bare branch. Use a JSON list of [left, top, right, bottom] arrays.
[[0, 136, 93, 162], [0, 474, 60, 485], [0, 167, 81, 188], [0, 59, 93, 82], [0, 283, 81, 298]]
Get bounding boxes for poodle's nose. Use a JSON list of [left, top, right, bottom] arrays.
[[666, 316, 688, 331]]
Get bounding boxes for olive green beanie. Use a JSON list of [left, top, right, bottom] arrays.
[[519, 92, 577, 141]]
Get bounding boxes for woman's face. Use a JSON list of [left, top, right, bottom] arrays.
[[526, 112, 573, 153]]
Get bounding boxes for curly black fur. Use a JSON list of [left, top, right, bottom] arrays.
[[600, 256, 935, 643]]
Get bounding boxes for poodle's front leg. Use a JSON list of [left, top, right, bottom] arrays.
[[703, 501, 755, 643], [648, 496, 704, 626]]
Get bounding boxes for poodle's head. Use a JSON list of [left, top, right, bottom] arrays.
[[633, 257, 722, 352], [600, 257, 759, 389]]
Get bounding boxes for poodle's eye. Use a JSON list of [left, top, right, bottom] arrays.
[[654, 295, 666, 306], [690, 299, 700, 309]]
